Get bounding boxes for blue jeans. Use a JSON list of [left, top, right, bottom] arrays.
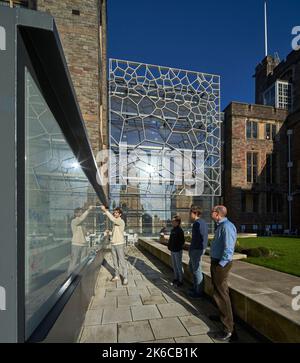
[[171, 251, 183, 282], [189, 249, 204, 294]]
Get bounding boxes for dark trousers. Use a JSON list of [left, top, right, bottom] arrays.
[[210, 260, 234, 333]]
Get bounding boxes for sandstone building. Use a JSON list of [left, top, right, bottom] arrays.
[[224, 50, 300, 234]]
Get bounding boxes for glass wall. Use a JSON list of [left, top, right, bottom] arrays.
[[109, 60, 221, 236], [24, 68, 106, 338]]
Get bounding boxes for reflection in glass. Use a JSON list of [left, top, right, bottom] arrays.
[[24, 69, 104, 338]]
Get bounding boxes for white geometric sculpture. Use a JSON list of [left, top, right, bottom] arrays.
[[109, 59, 221, 196]]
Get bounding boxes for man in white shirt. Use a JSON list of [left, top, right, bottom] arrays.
[[101, 205, 128, 285]]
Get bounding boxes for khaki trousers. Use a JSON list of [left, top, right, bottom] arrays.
[[210, 260, 234, 333]]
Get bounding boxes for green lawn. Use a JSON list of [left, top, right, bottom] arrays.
[[237, 237, 300, 277]]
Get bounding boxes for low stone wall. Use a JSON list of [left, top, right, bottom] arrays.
[[138, 238, 300, 343]]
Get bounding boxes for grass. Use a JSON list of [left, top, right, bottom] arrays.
[[237, 237, 300, 277]]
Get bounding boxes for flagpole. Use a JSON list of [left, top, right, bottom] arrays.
[[264, 0, 268, 57]]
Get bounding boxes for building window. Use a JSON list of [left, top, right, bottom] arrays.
[[266, 193, 283, 213], [263, 81, 292, 111], [246, 120, 258, 139], [266, 154, 277, 184], [265, 123, 277, 140], [247, 152, 258, 183], [278, 81, 292, 110], [242, 192, 259, 213]]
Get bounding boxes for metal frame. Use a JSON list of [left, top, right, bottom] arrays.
[[0, 6, 107, 342]]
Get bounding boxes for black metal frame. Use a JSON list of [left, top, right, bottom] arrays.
[[12, 10, 107, 342]]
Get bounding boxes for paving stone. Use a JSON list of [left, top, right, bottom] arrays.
[[179, 315, 217, 335], [90, 296, 117, 310], [104, 280, 117, 288], [80, 246, 260, 343], [127, 286, 150, 296], [118, 295, 142, 307], [102, 307, 132, 324], [149, 318, 189, 339], [141, 294, 168, 305], [80, 324, 117, 343], [118, 321, 154, 343], [117, 279, 136, 288], [175, 334, 213, 343], [131, 305, 161, 321], [147, 286, 165, 295], [105, 288, 128, 297], [157, 303, 192, 318], [84, 309, 103, 326]]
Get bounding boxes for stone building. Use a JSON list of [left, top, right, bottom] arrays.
[[224, 50, 300, 233], [223, 102, 288, 233], [1, 0, 108, 155]]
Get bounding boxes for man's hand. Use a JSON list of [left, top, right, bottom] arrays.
[[100, 205, 107, 212]]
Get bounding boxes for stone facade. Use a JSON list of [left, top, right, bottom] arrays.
[[255, 51, 300, 111], [223, 102, 289, 233], [36, 0, 108, 155], [224, 49, 300, 234]]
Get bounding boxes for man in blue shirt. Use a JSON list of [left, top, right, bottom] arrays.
[[188, 206, 208, 298], [210, 205, 237, 342]]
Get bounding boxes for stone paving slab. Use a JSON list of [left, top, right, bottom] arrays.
[[105, 287, 128, 297], [141, 294, 168, 305], [80, 324, 117, 343], [118, 321, 154, 343], [90, 296, 117, 310], [131, 305, 161, 321], [139, 238, 300, 342], [80, 246, 260, 343], [118, 295, 143, 307], [157, 302, 192, 318], [149, 317, 189, 340], [179, 315, 217, 335], [127, 286, 150, 296], [84, 309, 103, 326], [102, 307, 132, 325]]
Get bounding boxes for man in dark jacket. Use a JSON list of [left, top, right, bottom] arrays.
[[168, 215, 185, 287], [188, 206, 208, 298]]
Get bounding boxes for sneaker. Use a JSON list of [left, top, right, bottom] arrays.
[[123, 278, 128, 286], [111, 276, 119, 282], [212, 331, 232, 342], [171, 279, 178, 286]]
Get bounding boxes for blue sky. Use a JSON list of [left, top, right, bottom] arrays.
[[108, 0, 300, 110]]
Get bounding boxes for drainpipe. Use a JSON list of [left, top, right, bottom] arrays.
[[287, 129, 293, 232]]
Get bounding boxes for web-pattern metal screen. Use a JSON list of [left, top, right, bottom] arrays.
[[109, 59, 221, 196]]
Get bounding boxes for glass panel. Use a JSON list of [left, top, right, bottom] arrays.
[[25, 69, 105, 338]]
